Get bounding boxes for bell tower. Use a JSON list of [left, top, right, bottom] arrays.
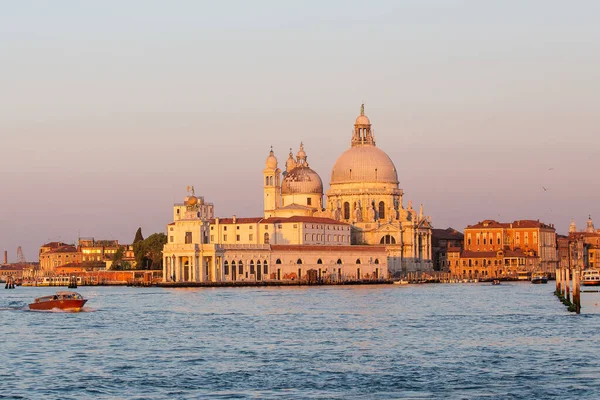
[[263, 147, 281, 218]]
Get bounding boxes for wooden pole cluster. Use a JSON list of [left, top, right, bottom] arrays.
[[556, 267, 561, 294]]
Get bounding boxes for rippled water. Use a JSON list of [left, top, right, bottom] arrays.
[[1, 283, 600, 399]]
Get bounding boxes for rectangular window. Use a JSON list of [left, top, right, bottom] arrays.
[[210, 235, 214, 242], [185, 232, 192, 244], [237, 226, 240, 230], [249, 234, 254, 241], [223, 235, 228, 241], [169, 227, 173, 231], [236, 235, 240, 241], [293, 224, 297, 228], [249, 226, 253, 230], [278, 224, 282, 228], [307, 198, 312, 206], [170, 236, 174, 243], [224, 226, 227, 231]]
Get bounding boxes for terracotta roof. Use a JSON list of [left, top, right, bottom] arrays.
[[510, 220, 554, 229], [271, 245, 387, 253], [432, 228, 464, 240], [41, 241, 69, 249], [447, 247, 462, 252], [209, 217, 264, 224], [0, 264, 28, 271], [45, 245, 78, 254], [262, 216, 348, 226], [466, 219, 554, 230], [466, 220, 509, 229]]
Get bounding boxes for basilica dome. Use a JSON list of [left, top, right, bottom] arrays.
[[331, 145, 398, 184], [282, 166, 323, 194], [330, 105, 398, 185]]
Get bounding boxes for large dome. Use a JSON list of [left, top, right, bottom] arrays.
[[282, 166, 323, 194], [331, 145, 398, 184]]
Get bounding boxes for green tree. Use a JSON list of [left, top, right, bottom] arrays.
[[133, 232, 167, 270], [133, 227, 144, 244]]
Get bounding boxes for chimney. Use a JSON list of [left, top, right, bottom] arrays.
[[233, 215, 237, 224], [3, 250, 6, 264]]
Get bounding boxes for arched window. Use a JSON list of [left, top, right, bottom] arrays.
[[238, 260, 243, 274], [250, 260, 255, 274], [264, 232, 269, 244], [317, 259, 323, 264], [232, 261, 236, 274], [265, 176, 269, 186], [337, 258, 342, 264], [276, 258, 282, 264], [224, 261, 229, 275], [378, 201, 385, 219], [263, 260, 268, 274], [356, 258, 361, 264], [380, 235, 396, 245], [344, 202, 350, 220], [297, 259, 303, 264], [374, 259, 379, 264]]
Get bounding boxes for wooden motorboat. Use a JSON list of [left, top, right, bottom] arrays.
[[29, 291, 87, 311]]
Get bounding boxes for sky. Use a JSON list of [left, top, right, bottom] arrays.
[[1, 0, 599, 262]]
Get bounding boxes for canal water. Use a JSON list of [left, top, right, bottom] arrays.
[[1, 283, 599, 399]]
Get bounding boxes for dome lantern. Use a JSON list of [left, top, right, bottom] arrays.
[[352, 103, 375, 146]]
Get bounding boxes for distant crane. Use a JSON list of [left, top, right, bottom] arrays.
[[16, 246, 26, 264]]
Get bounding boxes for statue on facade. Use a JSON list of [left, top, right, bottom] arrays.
[[354, 202, 363, 222], [419, 204, 424, 219], [408, 200, 413, 210], [367, 203, 376, 222]]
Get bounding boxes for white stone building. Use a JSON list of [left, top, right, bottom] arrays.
[[162, 106, 432, 283]]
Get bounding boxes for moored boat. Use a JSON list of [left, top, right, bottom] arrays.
[[28, 291, 87, 311], [492, 279, 500, 285], [393, 279, 409, 285], [531, 273, 548, 284], [581, 269, 600, 286]]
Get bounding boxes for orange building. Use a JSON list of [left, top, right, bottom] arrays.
[[39, 244, 82, 275], [462, 219, 557, 274]]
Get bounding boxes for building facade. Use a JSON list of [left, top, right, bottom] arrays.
[[431, 228, 464, 271]]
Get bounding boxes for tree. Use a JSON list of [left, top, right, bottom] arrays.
[[133, 227, 144, 244], [133, 233, 167, 270]]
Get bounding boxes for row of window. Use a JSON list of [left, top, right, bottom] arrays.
[[305, 234, 348, 242], [223, 260, 269, 275], [273, 258, 379, 265]]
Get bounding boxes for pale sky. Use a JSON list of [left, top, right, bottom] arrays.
[[1, 1, 599, 262]]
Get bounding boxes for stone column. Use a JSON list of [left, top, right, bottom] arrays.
[[174, 256, 180, 282], [162, 256, 167, 282], [210, 257, 217, 282]]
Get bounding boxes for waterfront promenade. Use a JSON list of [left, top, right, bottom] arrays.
[[2, 283, 600, 399]]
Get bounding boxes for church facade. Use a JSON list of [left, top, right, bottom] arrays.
[[162, 106, 432, 283]]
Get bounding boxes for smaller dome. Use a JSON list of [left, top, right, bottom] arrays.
[[184, 196, 198, 206], [282, 166, 323, 195], [265, 148, 277, 169]]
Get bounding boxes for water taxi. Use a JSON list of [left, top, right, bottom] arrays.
[[581, 269, 600, 286], [29, 291, 88, 311], [531, 273, 548, 284]]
